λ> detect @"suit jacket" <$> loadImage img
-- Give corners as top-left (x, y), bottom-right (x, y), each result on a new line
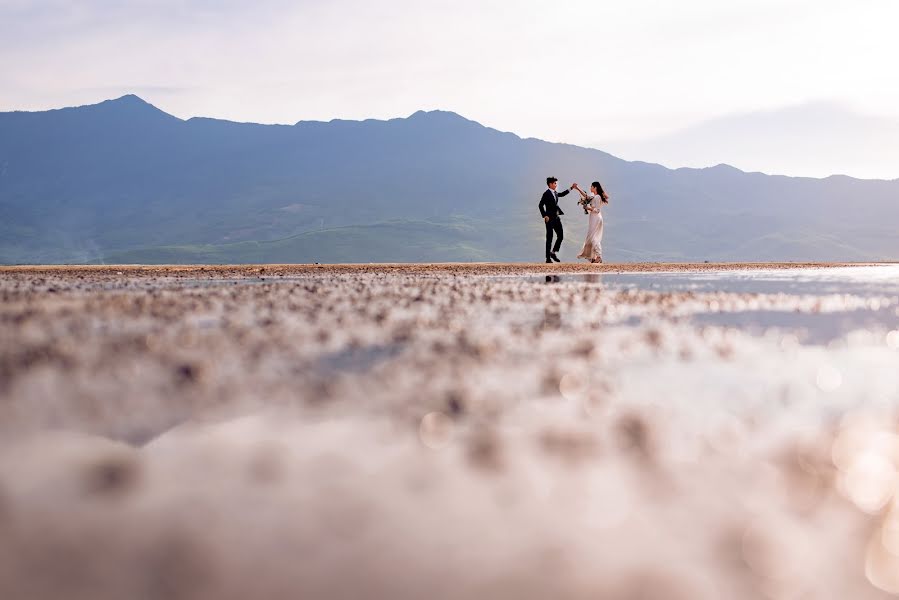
top-left (539, 188), bottom-right (569, 220)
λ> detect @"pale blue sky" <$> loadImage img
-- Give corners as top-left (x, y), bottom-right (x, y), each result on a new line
top-left (2, 0), bottom-right (898, 178)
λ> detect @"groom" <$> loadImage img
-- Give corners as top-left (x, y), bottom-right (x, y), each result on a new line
top-left (538, 176), bottom-right (575, 263)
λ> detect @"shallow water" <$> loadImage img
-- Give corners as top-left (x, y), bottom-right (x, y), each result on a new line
top-left (176, 267), bottom-right (899, 349)
top-left (317, 343), bottom-right (405, 374)
top-left (521, 264), bottom-right (899, 297)
top-left (690, 306), bottom-right (899, 345)
top-left (505, 265), bottom-right (899, 346)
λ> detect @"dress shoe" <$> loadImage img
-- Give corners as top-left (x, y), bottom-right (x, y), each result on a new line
top-left (550, 253), bottom-right (561, 263)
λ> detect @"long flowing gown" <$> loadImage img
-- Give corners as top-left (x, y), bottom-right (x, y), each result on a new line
top-left (576, 194), bottom-right (604, 262)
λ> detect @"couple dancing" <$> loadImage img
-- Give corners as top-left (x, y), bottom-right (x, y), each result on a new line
top-left (539, 176), bottom-right (609, 264)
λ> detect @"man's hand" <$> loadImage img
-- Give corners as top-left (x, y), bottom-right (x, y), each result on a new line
top-left (544, 216), bottom-right (550, 223)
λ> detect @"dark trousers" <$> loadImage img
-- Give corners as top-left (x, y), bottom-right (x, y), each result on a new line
top-left (544, 217), bottom-right (563, 259)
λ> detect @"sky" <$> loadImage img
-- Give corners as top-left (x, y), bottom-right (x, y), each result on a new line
top-left (2, 0), bottom-right (898, 179)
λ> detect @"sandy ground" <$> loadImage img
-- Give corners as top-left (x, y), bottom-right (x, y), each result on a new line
top-left (1, 262), bottom-right (899, 599)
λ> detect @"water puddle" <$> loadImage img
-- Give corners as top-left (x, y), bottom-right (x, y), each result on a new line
top-left (689, 307), bottom-right (899, 345)
top-left (512, 265), bottom-right (899, 297)
top-left (316, 344), bottom-right (405, 375)
top-left (503, 265), bottom-right (899, 346)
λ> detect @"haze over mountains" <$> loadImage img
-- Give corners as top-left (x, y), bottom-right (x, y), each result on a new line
top-left (1, 95), bottom-right (897, 264)
top-left (603, 102), bottom-right (899, 180)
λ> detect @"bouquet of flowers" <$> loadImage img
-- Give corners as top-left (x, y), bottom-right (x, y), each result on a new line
top-left (577, 196), bottom-right (593, 214)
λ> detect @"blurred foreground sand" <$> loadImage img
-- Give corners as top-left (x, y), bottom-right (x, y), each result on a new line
top-left (1, 263), bottom-right (899, 599)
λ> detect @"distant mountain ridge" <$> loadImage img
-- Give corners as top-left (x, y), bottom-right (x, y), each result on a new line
top-left (1, 95), bottom-right (897, 264)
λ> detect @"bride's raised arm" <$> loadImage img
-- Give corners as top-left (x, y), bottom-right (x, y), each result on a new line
top-left (572, 184), bottom-right (588, 200)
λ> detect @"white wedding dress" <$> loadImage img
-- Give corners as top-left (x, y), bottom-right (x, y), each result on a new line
top-left (576, 194), bottom-right (604, 263)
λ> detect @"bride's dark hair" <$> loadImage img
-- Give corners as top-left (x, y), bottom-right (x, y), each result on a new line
top-left (592, 181), bottom-right (609, 204)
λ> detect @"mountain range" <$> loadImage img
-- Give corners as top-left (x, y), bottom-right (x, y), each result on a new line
top-left (1, 95), bottom-right (897, 264)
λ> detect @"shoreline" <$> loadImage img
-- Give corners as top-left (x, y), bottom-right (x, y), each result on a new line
top-left (1, 261), bottom-right (894, 277)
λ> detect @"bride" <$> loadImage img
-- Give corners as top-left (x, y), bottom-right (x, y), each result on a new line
top-left (573, 181), bottom-right (609, 263)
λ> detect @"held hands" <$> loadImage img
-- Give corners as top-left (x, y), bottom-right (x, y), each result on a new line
top-left (570, 183), bottom-right (578, 190)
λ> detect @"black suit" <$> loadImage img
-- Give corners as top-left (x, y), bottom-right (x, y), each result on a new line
top-left (538, 188), bottom-right (569, 259)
